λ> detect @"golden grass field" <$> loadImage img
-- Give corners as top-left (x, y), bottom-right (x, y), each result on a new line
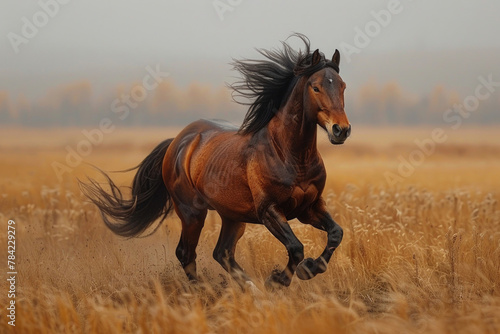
top-left (1, 126), bottom-right (499, 333)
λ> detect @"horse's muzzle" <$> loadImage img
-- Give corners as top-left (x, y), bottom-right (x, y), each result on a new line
top-left (330, 124), bottom-right (351, 145)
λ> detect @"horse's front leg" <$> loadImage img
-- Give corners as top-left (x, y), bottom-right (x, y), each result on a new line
top-left (296, 199), bottom-right (343, 280)
top-left (260, 204), bottom-right (304, 287)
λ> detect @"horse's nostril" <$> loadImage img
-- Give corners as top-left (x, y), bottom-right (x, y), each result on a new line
top-left (332, 124), bottom-right (342, 137)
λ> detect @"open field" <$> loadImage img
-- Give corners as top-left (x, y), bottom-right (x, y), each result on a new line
top-left (1, 126), bottom-right (499, 333)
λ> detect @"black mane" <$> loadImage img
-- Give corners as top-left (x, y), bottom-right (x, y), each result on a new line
top-left (231, 33), bottom-right (339, 135)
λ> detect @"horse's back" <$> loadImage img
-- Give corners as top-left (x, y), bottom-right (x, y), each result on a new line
top-left (164, 119), bottom-right (240, 173)
top-left (201, 119), bottom-right (239, 132)
top-left (181, 119), bottom-right (238, 136)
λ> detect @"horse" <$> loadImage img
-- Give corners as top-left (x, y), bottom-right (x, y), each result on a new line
top-left (80, 34), bottom-right (351, 289)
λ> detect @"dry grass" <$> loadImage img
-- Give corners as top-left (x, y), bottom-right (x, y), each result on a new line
top-left (1, 126), bottom-right (499, 333)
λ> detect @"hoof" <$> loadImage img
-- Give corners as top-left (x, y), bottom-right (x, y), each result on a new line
top-left (265, 269), bottom-right (291, 289)
top-left (296, 258), bottom-right (317, 280)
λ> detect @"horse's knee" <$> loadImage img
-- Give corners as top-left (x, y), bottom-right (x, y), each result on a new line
top-left (331, 224), bottom-right (343, 245)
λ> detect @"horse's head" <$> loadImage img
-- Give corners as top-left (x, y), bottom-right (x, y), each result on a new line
top-left (305, 49), bottom-right (350, 145)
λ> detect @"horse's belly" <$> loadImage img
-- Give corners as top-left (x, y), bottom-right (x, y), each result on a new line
top-left (195, 153), bottom-right (257, 221)
top-left (205, 183), bottom-right (255, 219)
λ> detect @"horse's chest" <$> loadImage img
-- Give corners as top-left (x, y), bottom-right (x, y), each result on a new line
top-left (285, 183), bottom-right (318, 213)
top-left (262, 158), bottom-right (325, 215)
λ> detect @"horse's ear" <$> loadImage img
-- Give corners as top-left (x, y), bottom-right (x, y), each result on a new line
top-left (311, 49), bottom-right (321, 66)
top-left (332, 49), bottom-right (340, 66)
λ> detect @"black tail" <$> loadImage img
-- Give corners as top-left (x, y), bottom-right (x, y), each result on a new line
top-left (80, 139), bottom-right (174, 237)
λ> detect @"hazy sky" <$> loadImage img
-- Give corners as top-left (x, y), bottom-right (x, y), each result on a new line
top-left (1, 0), bottom-right (500, 98)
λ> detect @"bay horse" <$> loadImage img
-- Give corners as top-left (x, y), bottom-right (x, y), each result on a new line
top-left (81, 34), bottom-right (350, 289)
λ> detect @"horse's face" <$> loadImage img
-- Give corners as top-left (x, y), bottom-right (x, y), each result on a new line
top-left (306, 50), bottom-right (351, 145)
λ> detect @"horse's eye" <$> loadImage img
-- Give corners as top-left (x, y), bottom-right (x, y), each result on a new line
top-left (313, 87), bottom-right (320, 92)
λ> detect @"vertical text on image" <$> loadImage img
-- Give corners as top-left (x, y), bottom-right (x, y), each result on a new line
top-left (6, 219), bottom-right (17, 327)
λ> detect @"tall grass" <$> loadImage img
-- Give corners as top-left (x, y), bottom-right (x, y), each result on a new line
top-left (0, 127), bottom-right (499, 333)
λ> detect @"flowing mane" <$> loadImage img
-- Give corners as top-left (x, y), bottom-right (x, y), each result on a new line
top-left (231, 33), bottom-right (339, 135)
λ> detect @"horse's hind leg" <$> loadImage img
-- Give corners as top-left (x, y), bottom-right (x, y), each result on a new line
top-left (173, 203), bottom-right (207, 281)
top-left (213, 218), bottom-right (252, 287)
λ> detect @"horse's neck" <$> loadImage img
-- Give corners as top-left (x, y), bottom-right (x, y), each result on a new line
top-left (267, 85), bottom-right (318, 163)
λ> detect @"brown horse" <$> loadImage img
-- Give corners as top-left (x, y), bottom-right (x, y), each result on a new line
top-left (81, 34), bottom-right (350, 288)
